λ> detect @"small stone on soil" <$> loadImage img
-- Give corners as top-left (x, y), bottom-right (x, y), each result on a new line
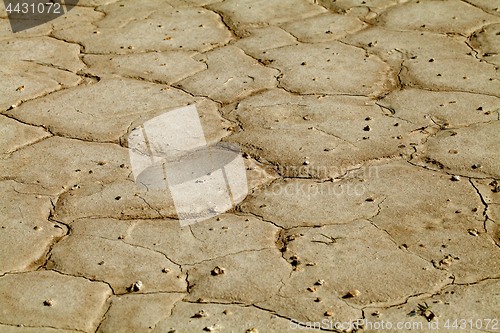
top-left (343, 290), bottom-right (361, 298)
top-left (131, 280), bottom-right (143, 292)
top-left (193, 310), bottom-right (209, 318)
top-left (468, 229), bottom-right (479, 236)
top-left (211, 266), bottom-right (225, 275)
top-left (204, 325), bottom-right (221, 331)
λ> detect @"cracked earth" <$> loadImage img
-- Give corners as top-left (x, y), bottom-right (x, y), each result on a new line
top-left (1, 0), bottom-right (500, 332)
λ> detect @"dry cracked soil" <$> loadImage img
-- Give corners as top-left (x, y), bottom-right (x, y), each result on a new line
top-left (1, 0), bottom-right (500, 332)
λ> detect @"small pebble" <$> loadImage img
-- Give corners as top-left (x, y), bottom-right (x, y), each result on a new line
top-left (471, 164), bottom-right (481, 169)
top-left (363, 125), bottom-right (371, 131)
top-left (315, 297), bottom-right (322, 302)
top-left (307, 287), bottom-right (317, 292)
top-left (162, 268), bottom-right (171, 273)
top-left (451, 175), bottom-right (460, 181)
top-left (131, 280), bottom-right (143, 292)
top-left (246, 329), bottom-right (258, 333)
top-left (223, 309), bottom-right (231, 315)
top-left (33, 226), bottom-right (42, 231)
top-left (372, 311), bottom-right (381, 317)
top-left (324, 310), bottom-right (333, 317)
top-left (344, 290), bottom-right (361, 298)
top-left (204, 324), bottom-right (221, 331)
top-left (211, 266), bottom-right (225, 275)
top-left (43, 299), bottom-right (54, 306)
top-left (303, 160), bottom-right (310, 165)
top-left (468, 229), bottom-right (479, 236)
top-left (193, 310), bottom-right (209, 318)
top-left (315, 279), bottom-right (325, 285)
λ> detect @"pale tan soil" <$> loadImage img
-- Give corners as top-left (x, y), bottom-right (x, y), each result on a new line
top-left (1, 0), bottom-right (499, 332)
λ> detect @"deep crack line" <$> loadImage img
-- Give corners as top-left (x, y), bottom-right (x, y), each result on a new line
top-left (469, 178), bottom-right (491, 231)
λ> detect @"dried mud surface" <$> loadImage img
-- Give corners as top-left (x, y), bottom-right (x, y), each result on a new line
top-left (1, 0), bottom-right (499, 332)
